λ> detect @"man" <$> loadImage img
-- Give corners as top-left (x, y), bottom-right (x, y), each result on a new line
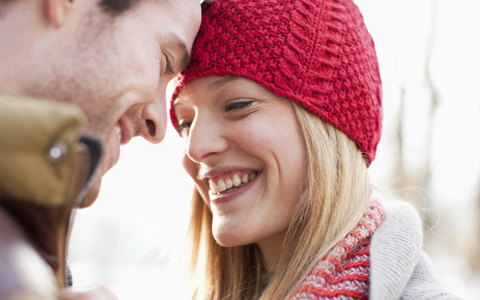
top-left (0, 0), bottom-right (201, 299)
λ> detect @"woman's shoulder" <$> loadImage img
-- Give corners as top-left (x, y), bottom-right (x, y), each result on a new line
top-left (370, 198), bottom-right (461, 299)
top-left (373, 198), bottom-right (424, 251)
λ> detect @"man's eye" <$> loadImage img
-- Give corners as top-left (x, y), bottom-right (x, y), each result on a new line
top-left (164, 55), bottom-right (174, 76)
top-left (224, 101), bottom-right (254, 112)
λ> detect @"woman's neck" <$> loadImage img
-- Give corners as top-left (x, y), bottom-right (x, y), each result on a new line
top-left (256, 231), bottom-right (287, 273)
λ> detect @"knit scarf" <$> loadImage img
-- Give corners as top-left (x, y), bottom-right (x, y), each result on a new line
top-left (291, 200), bottom-right (385, 300)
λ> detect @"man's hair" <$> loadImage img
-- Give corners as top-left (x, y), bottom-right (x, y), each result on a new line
top-left (0, 0), bottom-right (140, 15)
top-left (102, 0), bottom-right (217, 15)
top-left (2, 0), bottom-right (216, 15)
top-left (99, 0), bottom-right (141, 15)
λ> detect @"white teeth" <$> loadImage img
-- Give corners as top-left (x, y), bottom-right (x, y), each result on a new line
top-left (211, 172), bottom-right (258, 195)
top-left (217, 179), bottom-right (226, 192)
top-left (209, 181), bottom-right (219, 193)
top-left (115, 126), bottom-right (122, 142)
top-left (233, 174), bottom-right (241, 186)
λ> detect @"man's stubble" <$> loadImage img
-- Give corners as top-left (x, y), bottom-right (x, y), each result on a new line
top-left (24, 9), bottom-right (122, 207)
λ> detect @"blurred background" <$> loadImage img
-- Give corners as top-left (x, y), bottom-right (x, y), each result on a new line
top-left (68, 0), bottom-right (480, 298)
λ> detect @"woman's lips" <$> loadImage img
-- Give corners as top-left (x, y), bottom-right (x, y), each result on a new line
top-left (208, 171), bottom-right (261, 204)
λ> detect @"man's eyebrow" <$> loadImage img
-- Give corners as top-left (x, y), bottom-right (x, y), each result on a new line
top-left (207, 76), bottom-right (241, 91)
top-left (166, 34), bottom-right (190, 74)
top-left (176, 41), bottom-right (190, 73)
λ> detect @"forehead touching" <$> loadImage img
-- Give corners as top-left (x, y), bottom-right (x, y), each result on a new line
top-left (161, 0), bottom-right (202, 61)
top-left (118, 0), bottom-right (200, 75)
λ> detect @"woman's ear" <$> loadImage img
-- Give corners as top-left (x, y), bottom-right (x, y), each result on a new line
top-left (46, 0), bottom-right (76, 28)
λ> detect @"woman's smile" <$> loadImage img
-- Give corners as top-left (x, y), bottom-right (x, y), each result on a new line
top-left (208, 170), bottom-right (257, 194)
top-left (207, 170), bottom-right (261, 204)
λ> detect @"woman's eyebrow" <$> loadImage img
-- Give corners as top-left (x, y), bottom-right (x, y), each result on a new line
top-left (207, 76), bottom-right (241, 91)
top-left (173, 77), bottom-right (242, 106)
top-left (173, 95), bottom-right (192, 106)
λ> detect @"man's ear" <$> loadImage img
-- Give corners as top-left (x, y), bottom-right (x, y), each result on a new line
top-left (46, 0), bottom-right (75, 28)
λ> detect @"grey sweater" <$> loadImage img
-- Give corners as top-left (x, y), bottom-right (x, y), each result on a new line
top-left (369, 201), bottom-right (462, 300)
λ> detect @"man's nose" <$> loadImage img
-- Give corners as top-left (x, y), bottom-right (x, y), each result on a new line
top-left (139, 101), bottom-right (167, 144)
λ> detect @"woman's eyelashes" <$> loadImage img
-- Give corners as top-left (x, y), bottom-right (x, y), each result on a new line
top-left (178, 120), bottom-right (192, 134)
top-left (176, 100), bottom-right (254, 134)
top-left (223, 100), bottom-right (254, 112)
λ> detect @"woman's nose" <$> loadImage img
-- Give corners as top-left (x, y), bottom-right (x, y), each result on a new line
top-left (186, 114), bottom-right (228, 163)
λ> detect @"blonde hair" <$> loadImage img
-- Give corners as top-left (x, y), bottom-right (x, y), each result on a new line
top-left (184, 102), bottom-right (372, 300)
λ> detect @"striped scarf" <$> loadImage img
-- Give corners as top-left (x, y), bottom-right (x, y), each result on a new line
top-left (292, 200), bottom-right (385, 300)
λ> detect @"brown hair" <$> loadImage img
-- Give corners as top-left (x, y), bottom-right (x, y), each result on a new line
top-left (1, 0), bottom-right (215, 15)
top-left (100, 0), bottom-right (218, 15)
top-left (0, 0), bottom-right (140, 15)
top-left (99, 0), bottom-right (141, 15)
top-left (184, 102), bottom-right (372, 300)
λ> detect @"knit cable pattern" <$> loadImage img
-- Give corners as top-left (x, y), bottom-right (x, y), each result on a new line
top-left (291, 200), bottom-right (385, 300)
top-left (170, 0), bottom-right (383, 165)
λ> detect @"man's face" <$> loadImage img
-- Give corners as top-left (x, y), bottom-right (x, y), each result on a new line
top-left (27, 0), bottom-right (201, 207)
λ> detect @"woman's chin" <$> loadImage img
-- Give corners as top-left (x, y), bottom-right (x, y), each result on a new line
top-left (213, 231), bottom-right (251, 248)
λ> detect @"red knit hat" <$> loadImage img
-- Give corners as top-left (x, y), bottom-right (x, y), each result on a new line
top-left (170, 0), bottom-right (383, 165)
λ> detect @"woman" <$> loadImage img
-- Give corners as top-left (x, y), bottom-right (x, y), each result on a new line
top-left (170, 0), bottom-right (456, 299)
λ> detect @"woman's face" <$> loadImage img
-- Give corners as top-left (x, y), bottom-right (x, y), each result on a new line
top-left (174, 76), bottom-right (307, 249)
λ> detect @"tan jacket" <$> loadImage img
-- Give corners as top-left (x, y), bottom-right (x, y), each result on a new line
top-left (0, 92), bottom-right (95, 300)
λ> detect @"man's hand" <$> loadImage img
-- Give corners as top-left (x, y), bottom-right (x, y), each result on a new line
top-left (60, 286), bottom-right (119, 300)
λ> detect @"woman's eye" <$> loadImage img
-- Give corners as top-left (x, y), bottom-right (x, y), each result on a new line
top-left (177, 120), bottom-right (192, 134)
top-left (224, 100), bottom-right (254, 112)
